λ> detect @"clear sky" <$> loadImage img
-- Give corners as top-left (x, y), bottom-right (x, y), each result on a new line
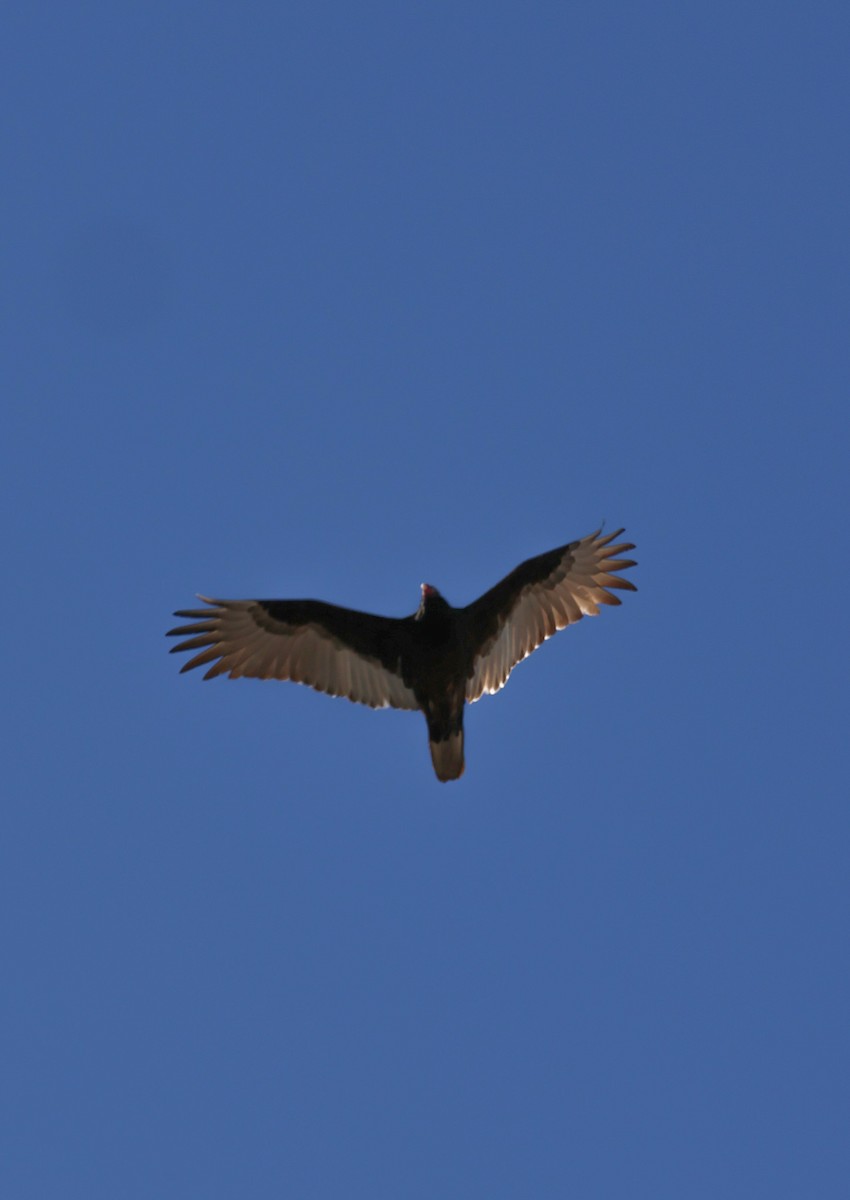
top-left (3, 3), bottom-right (848, 1197)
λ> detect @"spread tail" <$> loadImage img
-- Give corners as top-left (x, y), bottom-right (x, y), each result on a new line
top-left (429, 729), bottom-right (465, 782)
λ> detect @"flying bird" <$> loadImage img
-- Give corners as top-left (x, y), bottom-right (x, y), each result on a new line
top-left (168, 528), bottom-right (636, 782)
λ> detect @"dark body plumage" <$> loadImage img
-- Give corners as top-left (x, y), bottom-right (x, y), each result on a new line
top-left (168, 528), bottom-right (636, 781)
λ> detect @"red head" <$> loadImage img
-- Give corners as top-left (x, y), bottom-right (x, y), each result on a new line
top-left (417, 581), bottom-right (448, 620)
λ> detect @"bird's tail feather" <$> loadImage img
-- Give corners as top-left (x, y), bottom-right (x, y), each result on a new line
top-left (429, 730), bottom-right (465, 782)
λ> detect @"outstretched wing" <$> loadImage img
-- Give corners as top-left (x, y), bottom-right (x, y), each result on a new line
top-left (168, 597), bottom-right (419, 711)
top-left (463, 529), bottom-right (636, 702)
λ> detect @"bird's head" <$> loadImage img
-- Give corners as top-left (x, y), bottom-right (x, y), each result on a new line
top-left (417, 582), bottom-right (449, 619)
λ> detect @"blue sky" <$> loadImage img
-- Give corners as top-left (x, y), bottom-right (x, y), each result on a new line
top-left (2, 3), bottom-right (848, 1197)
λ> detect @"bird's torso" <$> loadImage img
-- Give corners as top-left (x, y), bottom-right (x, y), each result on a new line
top-left (399, 602), bottom-right (472, 719)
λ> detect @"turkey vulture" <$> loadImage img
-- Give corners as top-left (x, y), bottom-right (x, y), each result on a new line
top-left (168, 528), bottom-right (636, 782)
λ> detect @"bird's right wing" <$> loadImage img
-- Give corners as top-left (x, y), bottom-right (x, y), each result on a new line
top-left (463, 529), bottom-right (637, 702)
top-left (168, 597), bottom-right (419, 711)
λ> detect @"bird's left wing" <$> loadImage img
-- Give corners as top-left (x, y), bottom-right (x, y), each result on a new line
top-left (463, 529), bottom-right (636, 703)
top-left (168, 597), bottom-right (419, 710)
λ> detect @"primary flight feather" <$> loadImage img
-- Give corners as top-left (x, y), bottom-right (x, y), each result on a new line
top-left (168, 527), bottom-right (636, 781)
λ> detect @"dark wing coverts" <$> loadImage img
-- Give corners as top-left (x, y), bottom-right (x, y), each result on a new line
top-left (168, 598), bottom-right (418, 710)
top-left (464, 528), bottom-right (636, 701)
